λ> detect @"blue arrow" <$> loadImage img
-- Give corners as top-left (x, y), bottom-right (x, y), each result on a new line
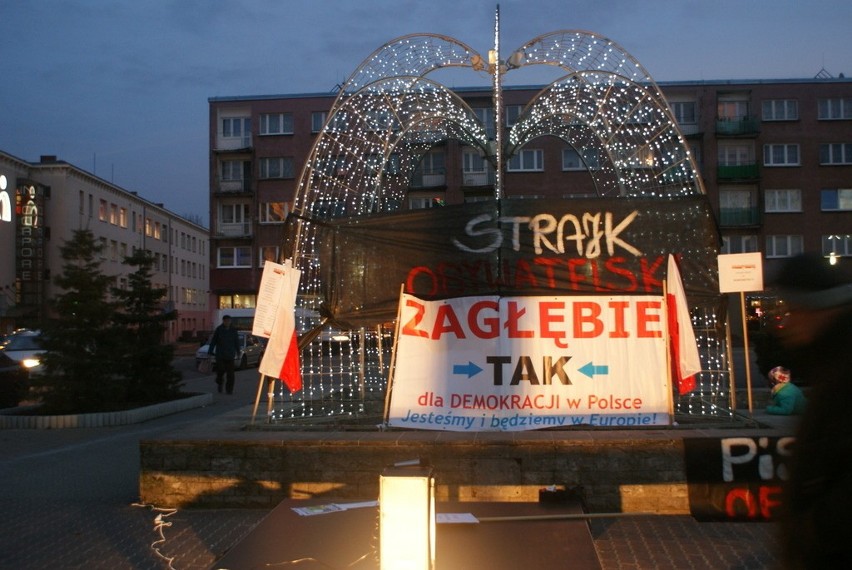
top-left (578, 362), bottom-right (609, 379)
top-left (453, 361), bottom-right (483, 378)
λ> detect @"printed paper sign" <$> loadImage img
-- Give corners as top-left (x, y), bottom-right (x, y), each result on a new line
top-left (718, 253), bottom-right (764, 293)
top-left (387, 294), bottom-right (670, 431)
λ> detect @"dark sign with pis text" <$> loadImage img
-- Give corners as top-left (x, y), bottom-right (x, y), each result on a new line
top-left (684, 436), bottom-right (793, 521)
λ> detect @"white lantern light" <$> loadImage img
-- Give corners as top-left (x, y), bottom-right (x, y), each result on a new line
top-left (379, 464), bottom-right (435, 570)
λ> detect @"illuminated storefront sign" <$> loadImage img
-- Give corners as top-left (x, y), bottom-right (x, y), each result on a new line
top-left (0, 175), bottom-right (11, 222)
top-left (15, 181), bottom-right (46, 308)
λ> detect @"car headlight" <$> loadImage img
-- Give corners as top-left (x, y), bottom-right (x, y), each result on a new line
top-left (22, 357), bottom-right (41, 369)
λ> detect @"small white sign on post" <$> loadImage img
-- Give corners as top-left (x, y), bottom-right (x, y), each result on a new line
top-left (718, 252), bottom-right (764, 293)
top-left (717, 252), bottom-right (764, 416)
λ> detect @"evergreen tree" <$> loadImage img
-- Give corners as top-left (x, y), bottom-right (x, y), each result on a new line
top-left (111, 249), bottom-right (182, 402)
top-left (37, 229), bottom-right (123, 413)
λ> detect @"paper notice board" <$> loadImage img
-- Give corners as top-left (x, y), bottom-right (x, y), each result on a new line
top-left (717, 253), bottom-right (764, 293)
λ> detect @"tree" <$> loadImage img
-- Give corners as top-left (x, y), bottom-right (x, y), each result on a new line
top-left (37, 229), bottom-right (123, 413)
top-left (111, 249), bottom-right (182, 402)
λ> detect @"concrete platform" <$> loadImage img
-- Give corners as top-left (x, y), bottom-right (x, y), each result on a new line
top-left (139, 401), bottom-right (799, 515)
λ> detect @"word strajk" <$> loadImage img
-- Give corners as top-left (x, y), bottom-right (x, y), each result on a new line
top-left (451, 210), bottom-right (641, 258)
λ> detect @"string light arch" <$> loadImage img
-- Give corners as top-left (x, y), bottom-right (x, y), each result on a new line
top-left (271, 25), bottom-right (730, 423)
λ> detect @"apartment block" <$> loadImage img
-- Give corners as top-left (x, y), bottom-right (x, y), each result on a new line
top-left (0, 151), bottom-right (210, 341)
top-left (208, 78), bottom-right (852, 324)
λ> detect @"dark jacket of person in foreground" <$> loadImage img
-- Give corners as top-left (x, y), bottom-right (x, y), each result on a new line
top-left (773, 254), bottom-right (852, 569)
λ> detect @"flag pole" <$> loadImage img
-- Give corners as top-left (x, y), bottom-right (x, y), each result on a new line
top-left (251, 374), bottom-right (268, 424)
top-left (663, 279), bottom-right (675, 425)
top-left (739, 291), bottom-right (754, 417)
top-left (382, 284), bottom-right (406, 426)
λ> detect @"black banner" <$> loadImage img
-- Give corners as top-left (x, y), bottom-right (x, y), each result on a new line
top-left (290, 196), bottom-right (720, 329)
top-left (684, 436), bottom-right (794, 521)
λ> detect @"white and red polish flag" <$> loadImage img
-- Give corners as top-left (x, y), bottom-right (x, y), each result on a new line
top-left (666, 254), bottom-right (701, 395)
top-left (258, 262), bottom-right (302, 393)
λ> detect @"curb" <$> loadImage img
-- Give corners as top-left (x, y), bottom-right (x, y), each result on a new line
top-left (0, 393), bottom-right (213, 429)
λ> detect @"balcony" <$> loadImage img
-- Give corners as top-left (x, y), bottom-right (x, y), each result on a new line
top-left (719, 207), bottom-right (761, 227)
top-left (214, 221), bottom-right (252, 239)
top-left (410, 170), bottom-right (446, 188)
top-left (715, 116), bottom-right (760, 137)
top-left (677, 123), bottom-right (702, 137)
top-left (215, 135), bottom-right (252, 151)
top-left (717, 163), bottom-right (759, 181)
top-left (215, 178), bottom-right (253, 194)
top-left (462, 171), bottom-right (496, 187)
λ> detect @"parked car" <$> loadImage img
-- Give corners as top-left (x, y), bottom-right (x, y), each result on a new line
top-left (0, 350), bottom-right (28, 408)
top-left (0, 329), bottom-right (45, 374)
top-left (195, 331), bottom-right (266, 371)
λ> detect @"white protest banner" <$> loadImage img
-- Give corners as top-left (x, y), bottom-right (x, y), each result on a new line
top-left (253, 260), bottom-right (292, 338)
top-left (387, 293), bottom-right (670, 432)
top-left (257, 261), bottom-right (303, 392)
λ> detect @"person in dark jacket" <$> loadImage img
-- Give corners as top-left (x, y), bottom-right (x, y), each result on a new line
top-left (771, 253), bottom-right (852, 569)
top-left (765, 366), bottom-right (807, 415)
top-left (209, 315), bottom-right (241, 394)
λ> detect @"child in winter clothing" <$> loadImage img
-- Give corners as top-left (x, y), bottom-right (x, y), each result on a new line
top-left (765, 366), bottom-right (806, 415)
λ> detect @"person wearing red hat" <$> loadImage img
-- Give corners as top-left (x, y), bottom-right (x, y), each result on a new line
top-left (765, 366), bottom-right (807, 416)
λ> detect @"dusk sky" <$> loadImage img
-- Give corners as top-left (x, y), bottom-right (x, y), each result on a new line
top-left (2, 0), bottom-right (850, 225)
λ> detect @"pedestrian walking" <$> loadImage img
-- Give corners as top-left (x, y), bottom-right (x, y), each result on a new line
top-left (209, 315), bottom-right (241, 394)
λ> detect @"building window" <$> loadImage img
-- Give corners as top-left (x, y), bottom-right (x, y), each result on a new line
top-left (818, 98), bottom-right (852, 120)
top-left (259, 245), bottom-right (280, 266)
top-left (99, 199), bottom-right (107, 222)
top-left (765, 189), bottom-right (802, 213)
top-left (217, 246), bottom-right (252, 268)
top-left (409, 196), bottom-right (446, 209)
top-left (220, 203), bottom-right (250, 224)
top-left (312, 111), bottom-right (327, 133)
top-left (821, 188), bottom-right (852, 211)
top-left (221, 160), bottom-right (245, 181)
top-left (259, 202), bottom-right (289, 223)
top-left (507, 149), bottom-right (544, 172)
top-left (463, 150), bottom-right (486, 174)
top-left (119, 207), bottom-right (128, 228)
top-left (364, 153), bottom-right (401, 176)
top-left (473, 107), bottom-right (496, 139)
top-left (259, 157), bottom-right (295, 179)
top-left (720, 187), bottom-right (759, 225)
top-left (762, 99), bottom-right (798, 121)
top-left (222, 117), bottom-right (250, 138)
top-left (259, 113), bottom-right (294, 135)
top-left (823, 234), bottom-right (852, 258)
top-left (819, 143), bottom-right (852, 165)
top-left (505, 105), bottom-right (523, 127)
top-left (718, 99), bottom-right (749, 121)
top-left (670, 101), bottom-right (697, 124)
top-left (718, 143), bottom-right (754, 166)
top-left (419, 150), bottom-right (445, 175)
top-left (562, 148), bottom-right (600, 170)
top-left (763, 144), bottom-right (799, 167)
top-left (766, 235), bottom-right (803, 258)
top-left (721, 235), bottom-right (759, 254)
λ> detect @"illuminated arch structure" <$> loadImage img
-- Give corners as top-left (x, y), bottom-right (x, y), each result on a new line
top-left (274, 28), bottom-right (733, 423)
